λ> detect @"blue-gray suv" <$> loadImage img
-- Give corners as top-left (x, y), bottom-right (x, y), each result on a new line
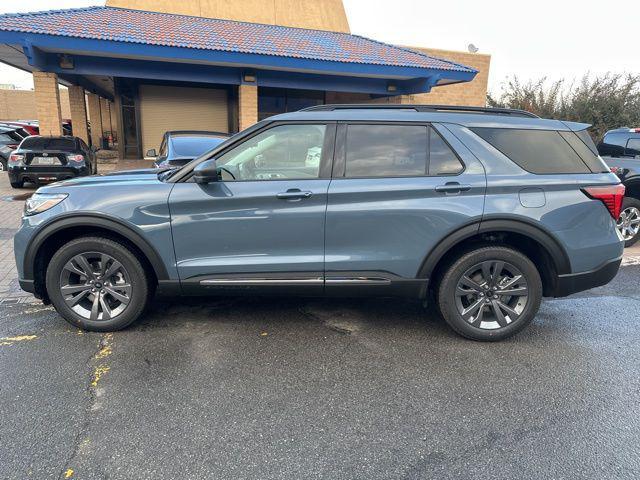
top-left (14, 105), bottom-right (625, 341)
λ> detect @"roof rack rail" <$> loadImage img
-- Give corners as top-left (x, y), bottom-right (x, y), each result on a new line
top-left (301, 104), bottom-right (540, 118)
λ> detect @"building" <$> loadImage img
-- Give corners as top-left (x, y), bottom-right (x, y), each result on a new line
top-left (0, 0), bottom-right (490, 159)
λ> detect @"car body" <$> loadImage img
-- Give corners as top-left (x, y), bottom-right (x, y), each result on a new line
top-left (147, 131), bottom-right (229, 168)
top-left (3, 121), bottom-right (39, 136)
top-left (14, 105), bottom-right (624, 341)
top-left (599, 128), bottom-right (640, 246)
top-left (0, 125), bottom-right (25, 171)
top-left (7, 135), bottom-right (96, 188)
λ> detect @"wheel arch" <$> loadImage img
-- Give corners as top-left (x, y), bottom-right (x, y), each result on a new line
top-left (419, 218), bottom-right (572, 297)
top-left (25, 214), bottom-right (169, 299)
top-left (623, 177), bottom-right (640, 200)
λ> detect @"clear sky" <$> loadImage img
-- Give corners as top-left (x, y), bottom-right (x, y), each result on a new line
top-left (1, 0), bottom-right (638, 93)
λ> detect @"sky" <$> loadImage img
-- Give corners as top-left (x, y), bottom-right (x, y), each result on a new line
top-left (1, 0), bottom-right (638, 94)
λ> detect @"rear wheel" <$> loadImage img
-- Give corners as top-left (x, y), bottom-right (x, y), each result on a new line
top-left (0, 158), bottom-right (6, 171)
top-left (437, 246), bottom-right (542, 341)
top-left (616, 197), bottom-right (640, 248)
top-left (46, 236), bottom-right (150, 331)
top-left (10, 180), bottom-right (23, 188)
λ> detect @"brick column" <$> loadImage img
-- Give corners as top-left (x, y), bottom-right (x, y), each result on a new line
top-left (33, 72), bottom-right (63, 136)
top-left (87, 93), bottom-right (104, 148)
top-left (238, 84), bottom-right (258, 131)
top-left (68, 86), bottom-right (89, 144)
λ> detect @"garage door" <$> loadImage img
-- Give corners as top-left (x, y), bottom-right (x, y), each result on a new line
top-left (139, 85), bottom-right (229, 154)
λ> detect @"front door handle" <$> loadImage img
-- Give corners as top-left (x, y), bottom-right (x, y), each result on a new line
top-left (435, 182), bottom-right (472, 194)
top-left (276, 189), bottom-right (313, 200)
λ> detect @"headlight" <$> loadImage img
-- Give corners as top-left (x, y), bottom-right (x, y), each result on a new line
top-left (24, 193), bottom-right (68, 216)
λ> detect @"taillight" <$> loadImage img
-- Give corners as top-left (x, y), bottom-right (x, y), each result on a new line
top-left (8, 154), bottom-right (24, 166)
top-left (66, 154), bottom-right (85, 165)
top-left (582, 184), bottom-right (626, 219)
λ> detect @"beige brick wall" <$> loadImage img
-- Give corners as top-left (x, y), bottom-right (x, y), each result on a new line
top-left (399, 48), bottom-right (491, 107)
top-left (68, 86), bottom-right (89, 144)
top-left (33, 72), bottom-right (63, 136)
top-left (106, 0), bottom-right (350, 32)
top-left (238, 84), bottom-right (258, 132)
top-left (87, 93), bottom-right (104, 147)
top-left (0, 88), bottom-right (70, 121)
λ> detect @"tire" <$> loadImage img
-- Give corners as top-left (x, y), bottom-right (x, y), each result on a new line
top-left (437, 246), bottom-right (542, 341)
top-left (0, 158), bottom-right (6, 171)
top-left (46, 236), bottom-right (150, 331)
top-left (617, 197), bottom-right (640, 248)
top-left (10, 180), bottom-right (23, 188)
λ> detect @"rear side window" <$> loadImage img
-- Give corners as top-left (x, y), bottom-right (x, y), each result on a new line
top-left (471, 128), bottom-right (592, 174)
top-left (598, 132), bottom-right (627, 157)
top-left (21, 137), bottom-right (76, 151)
top-left (344, 125), bottom-right (463, 178)
top-left (627, 138), bottom-right (640, 156)
top-left (558, 131), bottom-right (609, 173)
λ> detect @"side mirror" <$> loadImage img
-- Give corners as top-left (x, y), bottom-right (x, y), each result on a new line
top-left (146, 149), bottom-right (157, 158)
top-left (193, 159), bottom-right (219, 184)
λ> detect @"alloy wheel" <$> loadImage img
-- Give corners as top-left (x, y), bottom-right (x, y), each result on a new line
top-left (616, 207), bottom-right (640, 242)
top-left (0, 161), bottom-right (5, 171)
top-left (454, 260), bottom-right (529, 330)
top-left (59, 252), bottom-right (132, 321)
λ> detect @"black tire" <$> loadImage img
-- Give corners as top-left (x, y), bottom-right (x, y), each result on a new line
top-left (0, 158), bottom-right (6, 171)
top-left (618, 197), bottom-right (640, 248)
top-left (10, 180), bottom-right (24, 188)
top-left (437, 246), bottom-right (542, 341)
top-left (46, 236), bottom-right (150, 331)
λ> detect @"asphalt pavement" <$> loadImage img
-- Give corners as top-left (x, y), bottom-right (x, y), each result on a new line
top-left (1, 262), bottom-right (639, 479)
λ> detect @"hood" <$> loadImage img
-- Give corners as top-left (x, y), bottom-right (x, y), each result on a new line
top-left (37, 170), bottom-right (164, 193)
top-left (106, 168), bottom-right (165, 176)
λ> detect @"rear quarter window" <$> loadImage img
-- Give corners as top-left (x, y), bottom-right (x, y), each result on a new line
top-left (471, 127), bottom-right (594, 174)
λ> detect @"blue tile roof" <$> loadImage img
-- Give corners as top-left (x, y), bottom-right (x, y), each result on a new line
top-left (0, 6), bottom-right (475, 74)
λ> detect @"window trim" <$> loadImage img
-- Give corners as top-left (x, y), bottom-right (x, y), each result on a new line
top-left (184, 120), bottom-right (337, 183)
top-left (333, 121), bottom-right (465, 179)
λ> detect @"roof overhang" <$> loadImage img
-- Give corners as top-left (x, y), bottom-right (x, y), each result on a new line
top-left (0, 29), bottom-right (476, 97)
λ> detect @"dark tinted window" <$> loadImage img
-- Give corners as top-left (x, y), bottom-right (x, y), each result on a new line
top-left (429, 128), bottom-right (464, 175)
top-left (171, 136), bottom-right (226, 157)
top-left (0, 133), bottom-right (16, 143)
top-left (559, 131), bottom-right (608, 173)
top-left (0, 130), bottom-right (23, 143)
top-left (472, 128), bottom-right (590, 174)
top-left (345, 125), bottom-right (428, 177)
top-left (598, 132), bottom-right (629, 157)
top-left (626, 138), bottom-right (640, 156)
top-left (21, 137), bottom-right (76, 151)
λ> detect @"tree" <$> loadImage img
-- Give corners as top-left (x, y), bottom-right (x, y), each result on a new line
top-left (488, 74), bottom-right (640, 141)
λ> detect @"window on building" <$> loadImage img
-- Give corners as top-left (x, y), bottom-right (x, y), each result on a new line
top-left (217, 124), bottom-right (327, 181)
top-left (471, 127), bottom-right (592, 174)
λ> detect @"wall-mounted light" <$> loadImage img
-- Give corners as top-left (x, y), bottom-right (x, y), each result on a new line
top-left (387, 84), bottom-right (397, 93)
top-left (243, 73), bottom-right (257, 83)
top-left (58, 54), bottom-right (74, 69)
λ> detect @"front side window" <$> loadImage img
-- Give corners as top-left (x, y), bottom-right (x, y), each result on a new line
top-left (343, 124), bottom-right (462, 178)
top-left (216, 124), bottom-right (326, 181)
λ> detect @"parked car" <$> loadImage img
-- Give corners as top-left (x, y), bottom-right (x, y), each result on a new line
top-left (14, 105), bottom-right (624, 341)
top-left (0, 125), bottom-right (25, 171)
top-left (147, 131), bottom-right (229, 168)
top-left (598, 128), bottom-right (640, 246)
top-left (7, 135), bottom-right (97, 188)
top-left (4, 121), bottom-right (39, 136)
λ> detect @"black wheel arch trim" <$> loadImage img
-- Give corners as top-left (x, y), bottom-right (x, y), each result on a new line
top-left (418, 216), bottom-right (572, 279)
top-left (23, 213), bottom-right (170, 281)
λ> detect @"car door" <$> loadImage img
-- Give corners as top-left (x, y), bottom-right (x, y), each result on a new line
top-left (169, 122), bottom-right (335, 290)
top-left (324, 122), bottom-right (486, 290)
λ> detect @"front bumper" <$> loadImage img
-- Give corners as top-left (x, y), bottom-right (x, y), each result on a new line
top-left (552, 256), bottom-right (622, 297)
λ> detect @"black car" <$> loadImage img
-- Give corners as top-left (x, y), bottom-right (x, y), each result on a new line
top-left (8, 136), bottom-right (97, 188)
top-left (598, 128), bottom-right (640, 246)
top-left (0, 125), bottom-right (26, 172)
top-left (147, 130), bottom-right (229, 168)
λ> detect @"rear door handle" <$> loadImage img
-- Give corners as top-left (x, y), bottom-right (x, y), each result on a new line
top-left (435, 182), bottom-right (472, 194)
top-left (276, 189), bottom-right (313, 200)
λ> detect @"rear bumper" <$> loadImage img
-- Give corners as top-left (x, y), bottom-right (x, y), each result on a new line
top-left (552, 256), bottom-right (622, 297)
top-left (8, 166), bottom-right (88, 184)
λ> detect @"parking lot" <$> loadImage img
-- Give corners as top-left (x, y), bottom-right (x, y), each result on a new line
top-left (1, 172), bottom-right (640, 480)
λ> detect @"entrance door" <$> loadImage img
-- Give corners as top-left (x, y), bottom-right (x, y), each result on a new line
top-left (169, 123), bottom-right (336, 290)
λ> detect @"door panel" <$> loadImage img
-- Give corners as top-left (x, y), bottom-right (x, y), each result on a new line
top-left (325, 123), bottom-right (486, 279)
top-left (169, 179), bottom-right (330, 280)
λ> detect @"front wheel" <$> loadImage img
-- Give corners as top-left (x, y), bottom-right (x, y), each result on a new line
top-left (437, 246), bottom-right (542, 341)
top-left (616, 197), bottom-right (640, 248)
top-left (46, 236), bottom-right (151, 331)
